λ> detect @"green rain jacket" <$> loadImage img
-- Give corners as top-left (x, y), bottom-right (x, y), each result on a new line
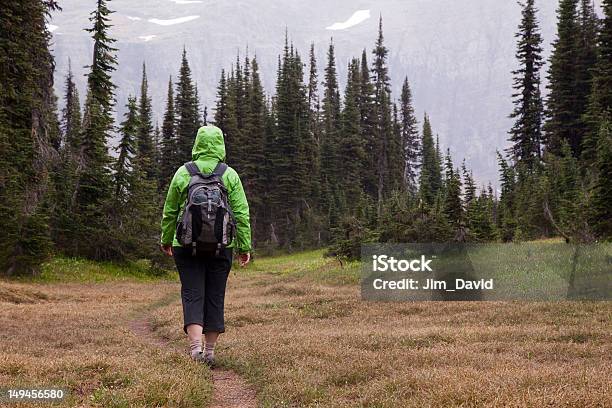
top-left (160, 126), bottom-right (252, 253)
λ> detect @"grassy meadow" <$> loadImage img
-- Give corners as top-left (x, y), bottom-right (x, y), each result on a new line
top-left (1, 248), bottom-right (611, 407)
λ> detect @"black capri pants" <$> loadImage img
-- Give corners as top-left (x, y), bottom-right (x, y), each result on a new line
top-left (173, 246), bottom-right (232, 333)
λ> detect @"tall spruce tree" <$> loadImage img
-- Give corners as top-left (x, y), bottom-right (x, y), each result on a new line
top-left (443, 150), bottom-right (463, 228)
top-left (0, 0), bottom-right (59, 274)
top-left (584, 0), bottom-right (612, 163)
top-left (307, 44), bottom-right (322, 205)
top-left (575, 0), bottom-right (598, 141)
top-left (399, 77), bottom-right (420, 194)
top-left (321, 39), bottom-right (342, 192)
top-left (359, 49), bottom-right (377, 198)
top-left (241, 56), bottom-right (267, 243)
top-left (497, 153), bottom-right (517, 241)
top-left (175, 48), bottom-right (199, 163)
top-left (61, 60), bottom-right (82, 151)
top-left (590, 117), bottom-right (612, 239)
top-left (371, 16), bottom-right (399, 215)
top-left (159, 76), bottom-right (176, 189)
top-left (114, 96), bottom-right (138, 202)
top-left (419, 114), bottom-right (442, 206)
top-left (508, 0), bottom-right (544, 169)
top-left (137, 62), bottom-right (155, 180)
top-left (544, 0), bottom-right (581, 157)
top-left (75, 0), bottom-right (117, 259)
top-left (339, 59), bottom-right (366, 208)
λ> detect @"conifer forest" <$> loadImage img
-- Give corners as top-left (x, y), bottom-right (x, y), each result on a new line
top-left (1, 0), bottom-right (611, 275)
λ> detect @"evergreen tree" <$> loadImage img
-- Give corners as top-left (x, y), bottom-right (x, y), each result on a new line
top-left (575, 0), bottom-right (598, 140)
top-left (137, 62), bottom-right (155, 179)
top-left (371, 16), bottom-right (395, 216)
top-left (359, 50), bottom-right (377, 197)
top-left (307, 44), bottom-right (322, 205)
top-left (0, 0), bottom-right (59, 274)
top-left (222, 67), bottom-right (240, 163)
top-left (242, 56), bottom-right (267, 244)
top-left (443, 151), bottom-right (463, 228)
top-left (497, 153), bottom-right (517, 241)
top-left (74, 0), bottom-right (118, 260)
top-left (544, 0), bottom-right (582, 156)
top-left (321, 39), bottom-right (342, 192)
top-left (61, 60), bottom-right (82, 151)
top-left (159, 76), bottom-right (176, 189)
top-left (462, 163), bottom-right (477, 206)
top-left (268, 39), bottom-right (311, 245)
top-left (339, 59), bottom-right (366, 208)
top-left (114, 96), bottom-right (138, 202)
top-left (508, 0), bottom-right (544, 169)
top-left (214, 69), bottom-right (229, 135)
top-left (419, 114), bottom-right (442, 206)
top-left (399, 77), bottom-right (420, 194)
top-left (584, 0), bottom-right (612, 163)
top-left (175, 48), bottom-right (199, 163)
top-left (590, 117), bottom-right (612, 239)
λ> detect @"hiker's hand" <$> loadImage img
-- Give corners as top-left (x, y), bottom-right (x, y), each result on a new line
top-left (238, 252), bottom-right (250, 267)
top-left (160, 244), bottom-right (173, 257)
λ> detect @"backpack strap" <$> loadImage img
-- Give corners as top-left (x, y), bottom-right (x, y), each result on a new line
top-left (212, 162), bottom-right (228, 177)
top-left (184, 161), bottom-right (200, 177)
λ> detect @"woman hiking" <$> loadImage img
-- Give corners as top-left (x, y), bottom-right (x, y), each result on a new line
top-left (160, 125), bottom-right (251, 366)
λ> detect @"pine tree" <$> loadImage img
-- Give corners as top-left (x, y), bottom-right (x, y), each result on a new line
top-left (497, 153), bottom-right (517, 241)
top-left (339, 58), bottom-right (366, 208)
top-left (241, 56), bottom-right (267, 244)
top-left (371, 16), bottom-right (395, 216)
top-left (359, 49), bottom-right (377, 197)
top-left (137, 62), bottom-right (155, 180)
top-left (222, 67), bottom-right (240, 163)
top-left (175, 48), bottom-right (199, 163)
top-left (544, 0), bottom-right (582, 157)
top-left (584, 0), bottom-right (612, 163)
top-left (267, 39), bottom-right (310, 245)
top-left (575, 0), bottom-right (598, 139)
top-left (61, 60), bottom-right (82, 151)
top-left (419, 114), bottom-right (442, 206)
top-left (321, 39), bottom-right (342, 192)
top-left (159, 76), bottom-right (176, 189)
top-left (399, 77), bottom-right (420, 194)
top-left (0, 0), bottom-right (59, 274)
top-left (368, 17), bottom-right (404, 207)
top-left (443, 150), bottom-right (463, 228)
top-left (114, 96), bottom-right (138, 202)
top-left (508, 0), bottom-right (544, 169)
top-left (590, 117), bottom-right (612, 239)
top-left (74, 0), bottom-right (117, 260)
top-left (307, 44), bottom-right (322, 205)
top-left (214, 69), bottom-right (229, 134)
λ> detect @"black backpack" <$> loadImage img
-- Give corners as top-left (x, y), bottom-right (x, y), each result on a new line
top-left (176, 162), bottom-right (236, 255)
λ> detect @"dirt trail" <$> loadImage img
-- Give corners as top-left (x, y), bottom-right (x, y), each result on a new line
top-left (130, 316), bottom-right (257, 408)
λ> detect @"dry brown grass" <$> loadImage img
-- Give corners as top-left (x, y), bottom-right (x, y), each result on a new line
top-left (2, 252), bottom-right (611, 407)
top-left (0, 280), bottom-right (213, 407)
top-left (150, 255), bottom-right (612, 408)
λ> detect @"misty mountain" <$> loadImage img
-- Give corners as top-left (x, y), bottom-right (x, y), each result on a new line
top-left (48, 0), bottom-right (601, 186)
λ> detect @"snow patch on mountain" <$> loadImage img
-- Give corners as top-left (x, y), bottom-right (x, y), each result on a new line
top-left (47, 24), bottom-right (59, 32)
top-left (148, 16), bottom-right (200, 26)
top-left (170, 0), bottom-right (203, 4)
top-left (139, 35), bottom-right (157, 42)
top-left (126, 16), bottom-right (142, 21)
top-left (326, 10), bottom-right (370, 30)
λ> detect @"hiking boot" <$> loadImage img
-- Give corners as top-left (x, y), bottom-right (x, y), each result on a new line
top-left (203, 354), bottom-right (216, 368)
top-left (191, 351), bottom-right (206, 363)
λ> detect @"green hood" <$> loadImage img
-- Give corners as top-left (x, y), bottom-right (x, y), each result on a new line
top-left (192, 125), bottom-right (226, 162)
